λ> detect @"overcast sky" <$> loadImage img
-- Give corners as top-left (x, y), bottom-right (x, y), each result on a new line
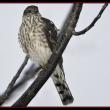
top-left (0, 3), bottom-right (110, 107)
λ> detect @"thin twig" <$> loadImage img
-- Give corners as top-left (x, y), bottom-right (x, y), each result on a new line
top-left (73, 3), bottom-right (108, 36)
top-left (0, 65), bottom-right (41, 105)
top-left (12, 3), bottom-right (83, 106)
top-left (0, 55), bottom-right (29, 105)
top-left (12, 65), bottom-right (41, 92)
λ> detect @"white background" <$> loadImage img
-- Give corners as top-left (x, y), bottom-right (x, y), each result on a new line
top-left (0, 3), bottom-right (110, 106)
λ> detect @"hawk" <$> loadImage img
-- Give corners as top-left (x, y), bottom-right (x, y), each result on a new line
top-left (18, 5), bottom-right (73, 105)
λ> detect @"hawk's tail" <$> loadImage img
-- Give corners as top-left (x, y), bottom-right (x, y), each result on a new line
top-left (51, 65), bottom-right (74, 105)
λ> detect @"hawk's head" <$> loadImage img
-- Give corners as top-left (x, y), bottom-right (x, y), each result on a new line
top-left (23, 5), bottom-right (39, 16)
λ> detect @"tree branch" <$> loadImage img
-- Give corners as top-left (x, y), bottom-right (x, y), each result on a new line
top-left (0, 63), bottom-right (41, 106)
top-left (13, 65), bottom-right (41, 91)
top-left (0, 55), bottom-right (29, 105)
top-left (12, 3), bottom-right (83, 106)
top-left (73, 3), bottom-right (108, 36)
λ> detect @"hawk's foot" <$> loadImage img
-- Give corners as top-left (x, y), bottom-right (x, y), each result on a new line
top-left (42, 64), bottom-right (48, 70)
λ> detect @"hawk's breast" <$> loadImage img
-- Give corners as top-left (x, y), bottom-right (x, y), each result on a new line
top-left (19, 15), bottom-right (52, 66)
top-left (29, 32), bottom-right (52, 66)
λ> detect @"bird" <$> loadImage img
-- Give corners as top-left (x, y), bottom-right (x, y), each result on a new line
top-left (18, 5), bottom-right (74, 105)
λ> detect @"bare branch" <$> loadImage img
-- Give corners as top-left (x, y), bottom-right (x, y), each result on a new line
top-left (12, 3), bottom-right (83, 106)
top-left (73, 3), bottom-right (108, 36)
top-left (0, 55), bottom-right (29, 105)
top-left (12, 65), bottom-right (41, 92)
top-left (0, 65), bottom-right (41, 106)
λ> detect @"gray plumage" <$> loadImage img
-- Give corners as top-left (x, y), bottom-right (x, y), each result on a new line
top-left (18, 5), bottom-right (73, 105)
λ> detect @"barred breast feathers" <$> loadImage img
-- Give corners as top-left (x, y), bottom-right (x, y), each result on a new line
top-left (18, 13), bottom-right (44, 53)
top-left (18, 12), bottom-right (52, 65)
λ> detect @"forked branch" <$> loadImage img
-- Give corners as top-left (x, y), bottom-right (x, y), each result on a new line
top-left (0, 55), bottom-right (29, 105)
top-left (0, 3), bottom-right (108, 106)
top-left (73, 3), bottom-right (108, 36)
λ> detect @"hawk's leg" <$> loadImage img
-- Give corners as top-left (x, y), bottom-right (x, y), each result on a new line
top-left (41, 64), bottom-right (48, 70)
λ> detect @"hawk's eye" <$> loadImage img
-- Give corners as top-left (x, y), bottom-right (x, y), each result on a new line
top-left (28, 10), bottom-right (32, 13)
top-left (24, 9), bottom-right (38, 15)
top-left (34, 10), bottom-right (38, 13)
top-left (24, 10), bottom-right (31, 15)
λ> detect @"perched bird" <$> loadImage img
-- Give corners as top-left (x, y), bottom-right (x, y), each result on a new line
top-left (18, 5), bottom-right (73, 105)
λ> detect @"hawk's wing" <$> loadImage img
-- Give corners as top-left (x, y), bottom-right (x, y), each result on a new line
top-left (42, 17), bottom-right (57, 52)
top-left (42, 18), bottom-right (73, 105)
top-left (42, 17), bottom-right (63, 68)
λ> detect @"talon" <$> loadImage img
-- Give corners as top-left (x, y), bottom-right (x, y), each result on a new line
top-left (42, 64), bottom-right (48, 70)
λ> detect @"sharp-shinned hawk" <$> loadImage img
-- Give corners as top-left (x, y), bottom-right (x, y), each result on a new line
top-left (18, 5), bottom-right (73, 105)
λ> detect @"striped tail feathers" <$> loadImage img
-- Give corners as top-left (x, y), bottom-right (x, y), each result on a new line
top-left (51, 65), bottom-right (74, 105)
